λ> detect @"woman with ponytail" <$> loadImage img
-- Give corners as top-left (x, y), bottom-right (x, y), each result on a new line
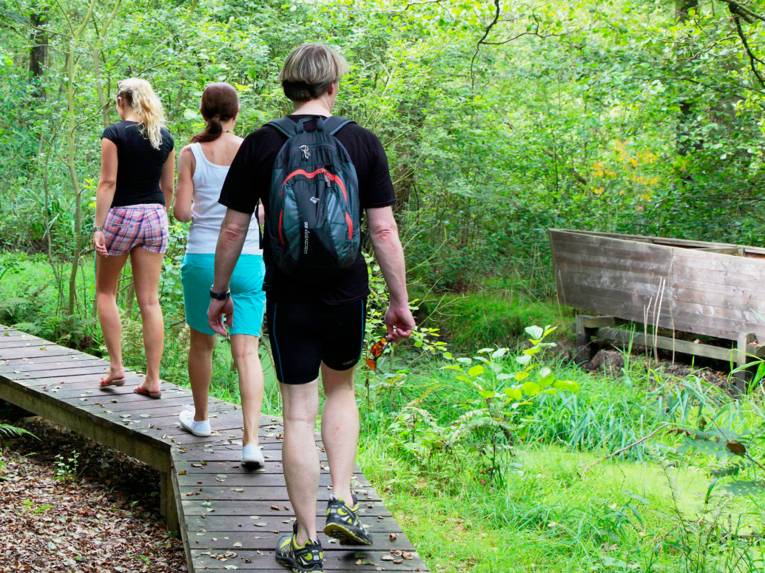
top-left (174, 83), bottom-right (266, 467)
top-left (93, 78), bottom-right (175, 399)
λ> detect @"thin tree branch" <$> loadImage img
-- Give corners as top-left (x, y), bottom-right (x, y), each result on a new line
top-left (470, 0), bottom-right (501, 88)
top-left (733, 13), bottom-right (765, 88)
top-left (719, 0), bottom-right (765, 24)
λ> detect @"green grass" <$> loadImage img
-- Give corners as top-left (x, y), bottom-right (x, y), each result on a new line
top-left (360, 442), bottom-right (723, 572)
top-left (3, 251), bottom-right (765, 572)
top-left (417, 287), bottom-right (570, 351)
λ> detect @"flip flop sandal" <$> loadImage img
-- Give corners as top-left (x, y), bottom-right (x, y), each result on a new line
top-left (99, 376), bottom-right (125, 389)
top-left (133, 384), bottom-right (161, 400)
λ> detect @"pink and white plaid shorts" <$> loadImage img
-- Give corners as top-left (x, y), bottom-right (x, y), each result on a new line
top-left (104, 204), bottom-right (169, 256)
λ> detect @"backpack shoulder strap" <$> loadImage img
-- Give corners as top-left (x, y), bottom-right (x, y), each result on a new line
top-left (320, 116), bottom-right (355, 136)
top-left (266, 117), bottom-right (298, 138)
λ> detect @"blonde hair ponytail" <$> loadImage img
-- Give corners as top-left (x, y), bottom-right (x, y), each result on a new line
top-left (117, 78), bottom-right (165, 149)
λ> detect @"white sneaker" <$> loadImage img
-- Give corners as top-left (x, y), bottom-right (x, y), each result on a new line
top-left (242, 443), bottom-right (264, 468)
top-left (178, 410), bottom-right (212, 437)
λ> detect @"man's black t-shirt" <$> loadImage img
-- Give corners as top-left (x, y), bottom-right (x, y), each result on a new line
top-left (102, 120), bottom-right (174, 207)
top-left (219, 115), bottom-right (395, 304)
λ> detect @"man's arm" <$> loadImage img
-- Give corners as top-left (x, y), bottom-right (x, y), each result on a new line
top-left (367, 206), bottom-right (414, 341)
top-left (207, 209), bottom-right (252, 335)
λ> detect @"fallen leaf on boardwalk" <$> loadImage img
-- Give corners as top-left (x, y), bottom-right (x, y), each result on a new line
top-left (270, 504), bottom-right (280, 511)
top-left (389, 533), bottom-right (398, 541)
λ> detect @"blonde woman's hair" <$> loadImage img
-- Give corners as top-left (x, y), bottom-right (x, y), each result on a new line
top-left (116, 78), bottom-right (166, 149)
top-left (279, 43), bottom-right (349, 102)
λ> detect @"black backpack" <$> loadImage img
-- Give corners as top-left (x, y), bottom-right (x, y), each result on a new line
top-left (264, 116), bottom-right (360, 274)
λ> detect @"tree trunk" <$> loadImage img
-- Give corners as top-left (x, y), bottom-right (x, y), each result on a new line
top-left (29, 11), bottom-right (48, 97)
top-left (29, 12), bottom-right (48, 78)
top-left (65, 41), bottom-right (83, 316)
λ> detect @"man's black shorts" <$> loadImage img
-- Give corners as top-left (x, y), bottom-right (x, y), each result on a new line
top-left (266, 299), bottom-right (367, 385)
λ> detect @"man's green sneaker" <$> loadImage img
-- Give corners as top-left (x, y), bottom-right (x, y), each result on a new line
top-left (275, 523), bottom-right (324, 573)
top-left (323, 495), bottom-right (373, 546)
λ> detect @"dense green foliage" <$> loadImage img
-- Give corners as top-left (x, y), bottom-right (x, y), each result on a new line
top-left (3, 0), bottom-right (765, 300)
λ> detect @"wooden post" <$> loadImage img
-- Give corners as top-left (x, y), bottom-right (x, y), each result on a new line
top-left (575, 315), bottom-right (615, 363)
top-left (734, 333), bottom-right (758, 389)
top-left (160, 469), bottom-right (179, 532)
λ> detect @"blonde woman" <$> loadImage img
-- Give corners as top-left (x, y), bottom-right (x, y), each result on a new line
top-left (174, 83), bottom-right (266, 467)
top-left (93, 78), bottom-right (175, 398)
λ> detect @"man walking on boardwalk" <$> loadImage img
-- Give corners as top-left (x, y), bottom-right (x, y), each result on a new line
top-left (207, 43), bottom-right (415, 573)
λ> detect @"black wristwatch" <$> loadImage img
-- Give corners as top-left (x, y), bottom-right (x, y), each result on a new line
top-left (209, 286), bottom-right (230, 301)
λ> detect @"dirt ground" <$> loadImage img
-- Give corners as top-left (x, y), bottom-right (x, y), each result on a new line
top-left (0, 417), bottom-right (186, 573)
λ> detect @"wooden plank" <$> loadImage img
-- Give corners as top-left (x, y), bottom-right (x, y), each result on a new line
top-left (179, 486), bottom-right (381, 502)
top-left (185, 516), bottom-right (405, 536)
top-left (0, 366), bottom-right (108, 379)
top-left (0, 355), bottom-right (106, 370)
top-left (192, 550), bottom-right (425, 571)
top-left (177, 472), bottom-right (368, 488)
top-left (180, 500), bottom-right (391, 518)
top-left (0, 340), bottom-right (49, 349)
top-left (79, 393), bottom-right (197, 412)
top-left (188, 532), bottom-right (413, 553)
top-left (174, 447), bottom-right (323, 464)
top-left (596, 327), bottom-right (735, 362)
top-left (0, 346), bottom-right (80, 360)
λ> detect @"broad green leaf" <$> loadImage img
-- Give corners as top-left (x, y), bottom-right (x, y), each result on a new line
top-left (468, 365), bottom-right (485, 378)
top-left (521, 382), bottom-right (541, 397)
top-left (525, 325), bottom-right (544, 340)
top-left (504, 387), bottom-right (523, 401)
top-left (516, 354), bottom-right (532, 366)
top-left (553, 380), bottom-right (581, 393)
top-left (492, 348), bottom-right (508, 359)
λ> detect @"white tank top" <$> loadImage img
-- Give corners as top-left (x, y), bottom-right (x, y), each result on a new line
top-left (186, 142), bottom-right (261, 255)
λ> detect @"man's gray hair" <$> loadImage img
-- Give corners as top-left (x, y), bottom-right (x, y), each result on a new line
top-left (279, 43), bottom-right (349, 102)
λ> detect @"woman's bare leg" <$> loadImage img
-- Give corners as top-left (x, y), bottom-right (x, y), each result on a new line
top-left (130, 247), bottom-right (165, 393)
top-left (95, 253), bottom-right (129, 384)
top-left (189, 329), bottom-right (216, 420)
top-left (230, 335), bottom-right (264, 445)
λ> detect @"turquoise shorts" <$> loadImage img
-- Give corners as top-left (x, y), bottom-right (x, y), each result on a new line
top-left (181, 253), bottom-right (265, 337)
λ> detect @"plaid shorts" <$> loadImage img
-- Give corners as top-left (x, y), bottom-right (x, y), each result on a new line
top-left (104, 204), bottom-right (169, 256)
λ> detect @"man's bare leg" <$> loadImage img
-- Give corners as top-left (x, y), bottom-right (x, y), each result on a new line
top-left (320, 363), bottom-right (358, 503)
top-left (280, 380), bottom-right (320, 545)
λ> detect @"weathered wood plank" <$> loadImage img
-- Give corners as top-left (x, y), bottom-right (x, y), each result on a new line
top-left (177, 472), bottom-right (368, 488)
top-left (180, 500), bottom-right (391, 518)
top-left (192, 550), bottom-right (425, 571)
top-left (186, 506), bottom-right (401, 532)
top-left (179, 486), bottom-right (381, 502)
top-left (188, 532), bottom-right (413, 553)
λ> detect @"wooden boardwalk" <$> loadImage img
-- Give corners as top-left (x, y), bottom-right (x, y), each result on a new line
top-left (0, 325), bottom-right (428, 573)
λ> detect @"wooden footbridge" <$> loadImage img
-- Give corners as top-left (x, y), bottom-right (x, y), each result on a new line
top-left (0, 325), bottom-right (428, 573)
